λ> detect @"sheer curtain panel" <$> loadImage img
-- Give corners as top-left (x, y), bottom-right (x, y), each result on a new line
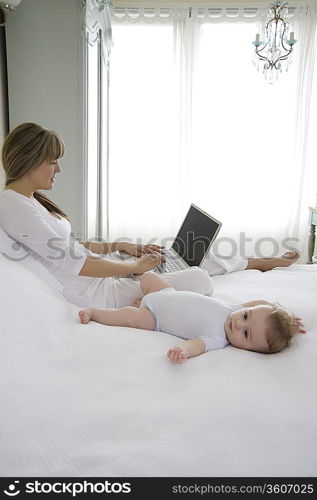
top-left (108, 2), bottom-right (317, 259)
top-left (82, 0), bottom-right (113, 239)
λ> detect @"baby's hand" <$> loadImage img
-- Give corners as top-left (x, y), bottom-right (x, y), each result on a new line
top-left (294, 316), bottom-right (306, 334)
top-left (79, 309), bottom-right (93, 324)
top-left (132, 298), bottom-right (142, 308)
top-left (167, 347), bottom-right (188, 364)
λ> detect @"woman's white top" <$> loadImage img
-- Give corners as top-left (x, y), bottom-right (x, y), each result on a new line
top-left (140, 288), bottom-right (241, 352)
top-left (0, 190), bottom-right (246, 311)
top-left (0, 189), bottom-right (109, 306)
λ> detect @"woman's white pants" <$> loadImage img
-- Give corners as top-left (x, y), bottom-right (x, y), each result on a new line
top-left (109, 253), bottom-right (247, 309)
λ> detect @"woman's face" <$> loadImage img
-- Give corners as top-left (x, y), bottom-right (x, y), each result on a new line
top-left (28, 159), bottom-right (61, 191)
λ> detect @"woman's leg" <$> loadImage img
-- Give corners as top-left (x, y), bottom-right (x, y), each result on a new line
top-left (201, 253), bottom-right (248, 276)
top-left (162, 267), bottom-right (214, 296)
top-left (202, 251), bottom-right (299, 275)
top-left (245, 251), bottom-right (300, 271)
top-left (113, 267), bottom-right (213, 308)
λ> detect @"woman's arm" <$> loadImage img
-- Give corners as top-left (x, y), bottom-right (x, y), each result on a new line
top-left (1, 196), bottom-right (163, 278)
top-left (80, 241), bottom-right (165, 256)
top-left (167, 339), bottom-right (206, 364)
top-left (80, 241), bottom-right (126, 255)
top-left (78, 253), bottom-right (163, 278)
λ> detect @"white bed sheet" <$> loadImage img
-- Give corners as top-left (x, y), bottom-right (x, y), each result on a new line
top-left (1, 252), bottom-right (316, 477)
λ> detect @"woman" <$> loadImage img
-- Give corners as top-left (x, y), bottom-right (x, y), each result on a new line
top-left (0, 123), bottom-right (213, 309)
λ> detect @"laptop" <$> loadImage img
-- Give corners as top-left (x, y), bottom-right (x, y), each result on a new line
top-left (154, 204), bottom-right (222, 273)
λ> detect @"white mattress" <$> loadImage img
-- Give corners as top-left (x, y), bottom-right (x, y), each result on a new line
top-left (1, 252), bottom-right (316, 477)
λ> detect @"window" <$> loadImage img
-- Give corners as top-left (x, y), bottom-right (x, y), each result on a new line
top-left (89, 4), bottom-right (317, 258)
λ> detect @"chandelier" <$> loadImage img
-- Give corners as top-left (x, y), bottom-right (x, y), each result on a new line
top-left (252, 1), bottom-right (297, 82)
top-left (0, 0), bottom-right (22, 11)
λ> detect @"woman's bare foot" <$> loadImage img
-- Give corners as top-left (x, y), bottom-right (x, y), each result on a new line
top-left (79, 309), bottom-right (93, 324)
top-left (247, 251), bottom-right (300, 272)
top-left (279, 251), bottom-right (300, 263)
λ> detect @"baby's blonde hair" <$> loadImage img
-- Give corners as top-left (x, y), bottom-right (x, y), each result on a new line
top-left (265, 304), bottom-right (297, 353)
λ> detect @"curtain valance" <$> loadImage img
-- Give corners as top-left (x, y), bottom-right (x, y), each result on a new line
top-left (111, 4), bottom-right (314, 23)
top-left (82, 0), bottom-right (113, 51)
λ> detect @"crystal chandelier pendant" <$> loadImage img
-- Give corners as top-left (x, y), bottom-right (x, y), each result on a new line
top-left (252, 1), bottom-right (297, 83)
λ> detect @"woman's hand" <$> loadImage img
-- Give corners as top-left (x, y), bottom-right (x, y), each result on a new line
top-left (132, 253), bottom-right (163, 274)
top-left (119, 242), bottom-right (165, 258)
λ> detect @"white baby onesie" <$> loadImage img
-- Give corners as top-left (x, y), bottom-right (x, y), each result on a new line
top-left (140, 288), bottom-right (241, 352)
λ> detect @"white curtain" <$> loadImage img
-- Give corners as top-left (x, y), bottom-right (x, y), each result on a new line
top-left (83, 0), bottom-right (113, 60)
top-left (83, 0), bottom-right (113, 240)
top-left (108, 3), bottom-right (317, 260)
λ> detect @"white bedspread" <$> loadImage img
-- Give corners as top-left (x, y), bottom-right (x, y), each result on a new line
top-left (1, 254), bottom-right (316, 477)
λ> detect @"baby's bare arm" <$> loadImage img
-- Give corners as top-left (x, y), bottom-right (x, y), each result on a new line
top-left (167, 338), bottom-right (206, 363)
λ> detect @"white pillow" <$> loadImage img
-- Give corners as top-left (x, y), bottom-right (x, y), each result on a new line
top-left (0, 227), bottom-right (64, 298)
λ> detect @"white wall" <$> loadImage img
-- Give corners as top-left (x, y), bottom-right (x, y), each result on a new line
top-left (5, 0), bottom-right (85, 237)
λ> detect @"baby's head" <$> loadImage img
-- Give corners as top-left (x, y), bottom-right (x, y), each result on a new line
top-left (224, 304), bottom-right (296, 354)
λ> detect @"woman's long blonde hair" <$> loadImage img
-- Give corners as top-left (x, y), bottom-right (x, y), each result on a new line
top-left (2, 122), bottom-right (68, 219)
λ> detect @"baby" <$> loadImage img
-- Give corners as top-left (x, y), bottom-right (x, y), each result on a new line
top-left (79, 272), bottom-right (304, 363)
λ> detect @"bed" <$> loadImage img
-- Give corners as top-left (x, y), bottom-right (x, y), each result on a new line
top-left (1, 229), bottom-right (316, 477)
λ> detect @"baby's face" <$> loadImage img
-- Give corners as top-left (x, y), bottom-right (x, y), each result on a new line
top-left (224, 305), bottom-right (273, 352)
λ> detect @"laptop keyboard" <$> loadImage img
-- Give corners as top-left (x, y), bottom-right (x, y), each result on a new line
top-left (155, 249), bottom-right (188, 273)
top-left (106, 250), bottom-right (188, 276)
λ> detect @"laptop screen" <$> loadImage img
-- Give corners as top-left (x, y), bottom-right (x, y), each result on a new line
top-left (171, 204), bottom-right (221, 267)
